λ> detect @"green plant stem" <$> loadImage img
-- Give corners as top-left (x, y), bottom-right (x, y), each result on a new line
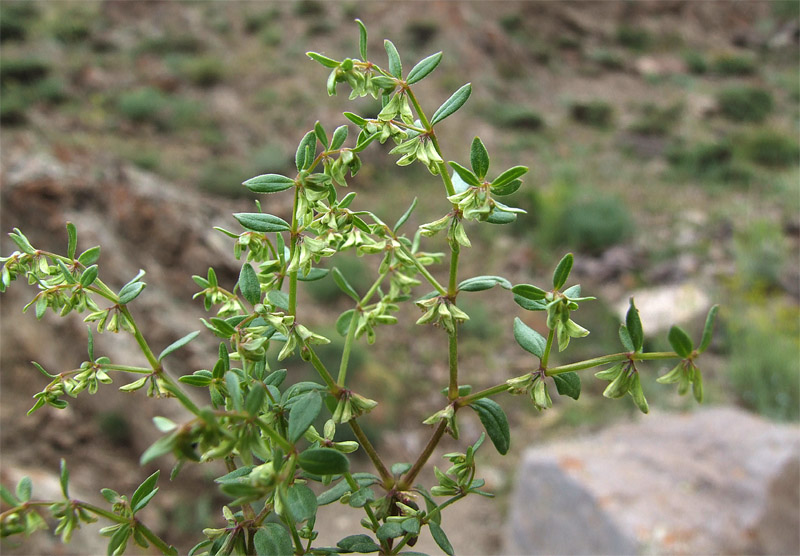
top-left (424, 493), bottom-right (466, 524)
top-left (119, 306), bottom-right (200, 416)
top-left (99, 364), bottom-right (153, 374)
top-left (288, 186), bottom-right (300, 317)
top-left (448, 333), bottom-right (459, 401)
top-left (256, 417), bottom-right (295, 454)
top-left (348, 419), bottom-right (392, 486)
top-left (305, 346), bottom-right (341, 394)
top-left (344, 471), bottom-right (380, 531)
top-left (541, 328), bottom-right (555, 369)
top-left (76, 501), bottom-right (175, 555)
top-left (286, 517), bottom-right (304, 555)
top-left (398, 244), bottom-right (446, 296)
top-left (547, 351), bottom-right (678, 375)
top-left (338, 308), bottom-right (360, 386)
top-left (457, 382), bottom-right (513, 407)
top-left (399, 420), bottom-right (447, 490)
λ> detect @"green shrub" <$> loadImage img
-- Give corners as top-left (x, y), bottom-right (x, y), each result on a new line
top-left (0, 57), bottom-right (50, 86)
top-left (666, 139), bottom-right (753, 183)
top-left (742, 129), bottom-right (800, 168)
top-left (294, 0), bottom-right (325, 17)
top-left (587, 48), bottom-right (626, 70)
top-left (682, 50), bottom-right (708, 74)
top-left (244, 8), bottom-right (281, 34)
top-left (50, 6), bottom-right (95, 43)
top-left (717, 86), bottom-right (773, 123)
top-left (136, 34), bottom-right (204, 55)
top-left (616, 25), bottom-right (651, 51)
top-left (733, 218), bottom-right (789, 291)
top-left (116, 87), bottom-right (169, 124)
top-left (629, 102), bottom-right (683, 136)
top-left (727, 301), bottom-right (799, 421)
top-left (554, 194), bottom-right (635, 255)
top-left (569, 100), bottom-right (614, 128)
top-left (0, 0), bottom-right (39, 42)
top-left (0, 87), bottom-right (29, 125)
top-left (179, 56), bottom-right (225, 87)
top-left (711, 51), bottom-right (757, 76)
top-left (197, 159), bottom-right (256, 198)
top-left (487, 104), bottom-right (545, 130)
top-left (405, 20), bottom-right (439, 46)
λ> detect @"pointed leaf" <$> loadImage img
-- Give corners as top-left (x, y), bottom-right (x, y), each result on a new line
top-left (668, 326), bottom-right (693, 358)
top-left (428, 521), bottom-right (454, 556)
top-left (552, 253), bottom-right (573, 290)
top-left (243, 174), bottom-right (295, 194)
top-left (331, 125), bottom-right (349, 150)
top-left (384, 39), bottom-right (402, 78)
top-left (406, 51), bottom-right (443, 84)
top-left (288, 391), bottom-right (322, 444)
top-left (296, 130), bottom-right (317, 171)
top-left (470, 137), bottom-right (490, 180)
top-left (458, 275), bottom-right (512, 292)
top-left (619, 324), bottom-right (634, 352)
top-left (16, 476), bottom-right (32, 503)
top-left (254, 524), bottom-right (294, 556)
top-left (431, 83), bottom-right (472, 125)
top-left (356, 19), bottom-right (368, 60)
top-left (491, 178), bottom-right (522, 196)
top-left (66, 222), bottom-right (78, 259)
top-left (469, 399), bottom-right (510, 455)
top-left (306, 52), bottom-right (340, 68)
top-left (448, 161), bottom-right (480, 186)
top-left (233, 213), bottom-right (290, 233)
top-left (337, 534), bottom-right (381, 553)
top-left (553, 372), bottom-right (581, 400)
top-left (297, 267), bottom-right (329, 282)
top-left (118, 281), bottom-right (146, 305)
top-left (226, 371), bottom-right (243, 411)
top-left (512, 284), bottom-right (547, 300)
top-left (336, 309), bottom-right (356, 337)
top-left (59, 459), bottom-right (69, 497)
top-left (393, 197), bottom-right (418, 233)
top-left (314, 121), bottom-right (328, 149)
top-left (77, 245), bottom-right (101, 266)
top-left (238, 263), bottom-right (261, 305)
top-left (492, 167), bottom-right (528, 191)
top-left (79, 265), bottom-right (98, 288)
top-left (131, 470), bottom-right (160, 513)
top-left (332, 267), bottom-right (360, 301)
top-left (699, 304), bottom-right (719, 353)
top-left (513, 317), bottom-right (546, 359)
top-left (158, 331), bottom-right (200, 362)
top-left (626, 298), bottom-right (644, 352)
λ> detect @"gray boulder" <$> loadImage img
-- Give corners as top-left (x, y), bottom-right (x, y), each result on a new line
top-left (505, 407), bottom-right (800, 555)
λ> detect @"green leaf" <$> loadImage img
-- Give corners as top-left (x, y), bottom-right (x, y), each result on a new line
top-left (254, 524), bottom-right (294, 556)
top-left (337, 534), bottom-right (381, 553)
top-left (267, 290), bottom-right (289, 311)
top-left (233, 213), bottom-right (291, 233)
top-left (56, 259), bottom-right (76, 284)
top-left (458, 275), bottom-right (511, 292)
top-left (245, 385), bottom-right (266, 415)
top-left (332, 267), bottom-right (360, 301)
top-left (158, 330), bottom-right (200, 362)
top-left (238, 263), bottom-right (261, 305)
top-left (179, 374), bottom-right (213, 387)
top-left (16, 476), bottom-right (32, 503)
top-left (618, 325), bottom-right (634, 352)
top-left (699, 304), bottom-right (719, 353)
top-left (491, 165), bottom-right (528, 188)
top-left (406, 51), bottom-right (443, 84)
top-left (288, 391), bottom-right (322, 444)
top-left (66, 222), bottom-right (77, 259)
top-left (243, 174), bottom-right (295, 194)
top-left (377, 521), bottom-right (405, 541)
top-left (9, 228), bottom-right (35, 254)
top-left (331, 125), bottom-right (349, 150)
top-left (0, 484), bottom-right (18, 506)
top-left (286, 483), bottom-right (318, 523)
top-left (79, 265), bottom-right (98, 288)
top-left (428, 521), bottom-right (454, 556)
top-left (344, 112), bottom-right (368, 127)
top-left (393, 197), bottom-right (418, 233)
top-left (298, 448), bottom-right (349, 475)
top-left (296, 130), bottom-right (317, 171)
top-left (626, 298), bottom-right (644, 352)
top-left (356, 19), bottom-right (368, 60)
top-left (668, 326), bottom-right (693, 358)
top-left (77, 245), bottom-right (101, 266)
top-left (226, 371), bottom-right (243, 411)
top-left (118, 281), bottom-right (145, 305)
top-left (470, 137), bottom-right (490, 180)
top-left (384, 39), bottom-right (402, 78)
top-left (314, 120), bottom-right (329, 149)
top-left (348, 486), bottom-right (375, 508)
top-left (470, 400), bottom-right (510, 455)
top-left (552, 253), bottom-right (573, 290)
top-left (512, 283), bottom-right (547, 300)
top-left (107, 523), bottom-right (131, 556)
top-left (513, 317), bottom-right (546, 359)
top-left (448, 161), bottom-right (480, 186)
top-left (130, 470), bottom-right (159, 514)
top-left (431, 83), bottom-right (472, 125)
top-left (553, 372), bottom-right (581, 400)
top-left (491, 178), bottom-right (522, 196)
top-left (297, 267), bottom-right (329, 282)
top-left (317, 473), bottom-right (379, 505)
top-left (140, 433), bottom-right (177, 465)
top-left (336, 309), bottom-right (355, 336)
top-left (306, 51), bottom-right (340, 68)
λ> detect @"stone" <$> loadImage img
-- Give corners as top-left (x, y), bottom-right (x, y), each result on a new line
top-left (505, 408), bottom-right (800, 555)
top-left (615, 282), bottom-right (710, 333)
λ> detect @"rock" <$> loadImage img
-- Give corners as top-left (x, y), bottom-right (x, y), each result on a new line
top-left (615, 282), bottom-right (710, 333)
top-left (505, 408), bottom-right (800, 555)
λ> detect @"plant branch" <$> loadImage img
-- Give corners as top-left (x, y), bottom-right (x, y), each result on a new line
top-left (348, 419), bottom-right (392, 486)
top-left (399, 420), bottom-right (447, 490)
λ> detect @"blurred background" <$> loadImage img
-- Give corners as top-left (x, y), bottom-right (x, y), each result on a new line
top-left (1, 1), bottom-right (798, 554)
